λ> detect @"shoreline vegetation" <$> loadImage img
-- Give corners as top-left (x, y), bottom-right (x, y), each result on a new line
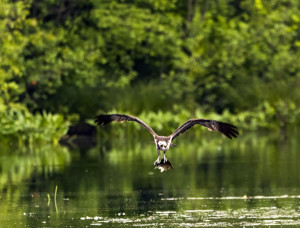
top-left (1, 1), bottom-right (300, 145)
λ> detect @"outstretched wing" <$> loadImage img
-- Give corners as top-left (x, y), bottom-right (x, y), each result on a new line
top-left (170, 119), bottom-right (239, 140)
top-left (95, 114), bottom-right (158, 137)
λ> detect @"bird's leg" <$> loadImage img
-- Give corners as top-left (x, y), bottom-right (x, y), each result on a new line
top-left (154, 149), bottom-right (161, 165)
top-left (163, 151), bottom-right (167, 162)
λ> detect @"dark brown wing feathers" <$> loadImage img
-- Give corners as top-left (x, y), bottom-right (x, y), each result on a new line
top-left (170, 119), bottom-right (239, 140)
top-left (95, 114), bottom-right (239, 140)
top-left (95, 114), bottom-right (157, 136)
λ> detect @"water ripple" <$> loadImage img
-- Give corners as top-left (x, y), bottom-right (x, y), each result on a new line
top-left (161, 195), bottom-right (300, 201)
top-left (83, 205), bottom-right (300, 227)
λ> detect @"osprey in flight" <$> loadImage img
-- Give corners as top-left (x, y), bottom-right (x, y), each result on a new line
top-left (95, 114), bottom-right (239, 164)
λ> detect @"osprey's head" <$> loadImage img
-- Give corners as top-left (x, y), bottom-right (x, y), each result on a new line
top-left (157, 141), bottom-right (168, 151)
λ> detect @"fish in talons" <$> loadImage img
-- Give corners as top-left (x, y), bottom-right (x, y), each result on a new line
top-left (154, 158), bottom-right (174, 172)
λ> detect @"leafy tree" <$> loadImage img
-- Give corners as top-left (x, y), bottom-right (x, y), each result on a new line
top-left (1, 0), bottom-right (300, 135)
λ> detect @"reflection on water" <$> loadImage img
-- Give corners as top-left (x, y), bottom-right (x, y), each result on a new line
top-left (1, 132), bottom-right (300, 227)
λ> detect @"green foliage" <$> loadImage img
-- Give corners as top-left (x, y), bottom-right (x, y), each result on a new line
top-left (1, 0), bottom-right (300, 137)
top-left (0, 104), bottom-right (69, 145)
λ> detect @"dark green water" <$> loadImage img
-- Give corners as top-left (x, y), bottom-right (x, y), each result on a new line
top-left (1, 132), bottom-right (300, 227)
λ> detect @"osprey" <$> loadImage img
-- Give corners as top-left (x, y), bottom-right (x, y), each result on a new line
top-left (95, 114), bottom-right (239, 164)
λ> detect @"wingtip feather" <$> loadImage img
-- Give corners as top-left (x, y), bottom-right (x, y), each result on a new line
top-left (94, 114), bottom-right (109, 126)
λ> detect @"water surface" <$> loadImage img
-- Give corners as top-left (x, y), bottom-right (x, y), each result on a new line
top-left (1, 132), bottom-right (300, 227)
